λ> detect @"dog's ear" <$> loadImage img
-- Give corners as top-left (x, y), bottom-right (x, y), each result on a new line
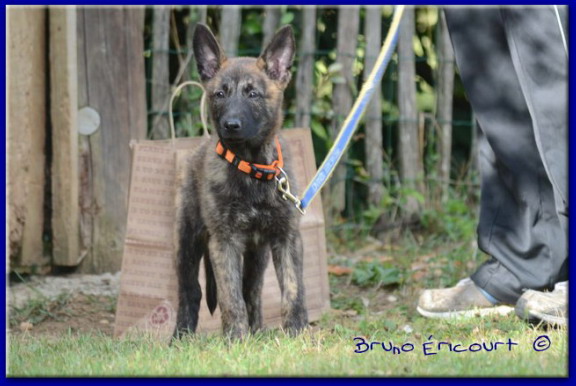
top-left (258, 25), bottom-right (295, 85)
top-left (193, 24), bottom-right (226, 82)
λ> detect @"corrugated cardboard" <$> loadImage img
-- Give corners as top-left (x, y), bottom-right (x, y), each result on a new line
top-left (114, 128), bottom-right (330, 341)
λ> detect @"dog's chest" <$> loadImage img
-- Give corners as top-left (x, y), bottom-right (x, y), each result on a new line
top-left (206, 176), bottom-right (291, 235)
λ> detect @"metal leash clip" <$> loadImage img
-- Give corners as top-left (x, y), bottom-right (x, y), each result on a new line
top-left (275, 168), bottom-right (306, 215)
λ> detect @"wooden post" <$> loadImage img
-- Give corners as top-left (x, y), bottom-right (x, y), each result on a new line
top-left (185, 5), bottom-right (207, 81)
top-left (436, 11), bottom-right (454, 203)
top-left (77, 7), bottom-right (147, 273)
top-left (326, 6), bottom-right (360, 221)
top-left (363, 6), bottom-right (384, 207)
top-left (220, 6), bottom-right (241, 57)
top-left (7, 6), bottom-right (49, 270)
top-left (294, 6), bottom-right (316, 130)
top-left (150, 6), bottom-right (171, 139)
top-left (49, 7), bottom-right (81, 266)
top-left (397, 7), bottom-right (423, 218)
top-left (262, 5), bottom-right (281, 46)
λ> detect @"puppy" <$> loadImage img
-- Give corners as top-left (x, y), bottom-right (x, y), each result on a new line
top-left (174, 24), bottom-right (307, 340)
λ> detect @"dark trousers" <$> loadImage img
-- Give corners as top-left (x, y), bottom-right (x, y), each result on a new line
top-left (444, 7), bottom-right (568, 304)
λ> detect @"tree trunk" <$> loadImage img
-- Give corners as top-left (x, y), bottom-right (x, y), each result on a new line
top-left (7, 6), bottom-right (49, 270)
top-left (50, 7), bottom-right (81, 266)
top-left (77, 7), bottom-right (147, 273)
top-left (363, 6), bottom-right (384, 207)
top-left (294, 7), bottom-right (316, 130)
top-left (220, 6), bottom-right (241, 57)
top-left (436, 11), bottom-right (454, 203)
top-left (150, 6), bottom-right (171, 139)
top-left (262, 6), bottom-right (281, 46)
top-left (326, 6), bottom-right (360, 222)
top-left (397, 7), bottom-right (423, 217)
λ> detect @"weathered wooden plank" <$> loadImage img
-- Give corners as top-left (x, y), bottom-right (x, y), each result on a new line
top-left (326, 6), bottom-right (360, 221)
top-left (436, 11), bottom-right (454, 203)
top-left (184, 5), bottom-right (207, 82)
top-left (7, 6), bottom-right (49, 269)
top-left (220, 6), bottom-right (241, 57)
top-left (77, 7), bottom-right (147, 273)
top-left (77, 5), bottom-right (92, 265)
top-left (150, 6), bottom-right (171, 139)
top-left (294, 6), bottom-right (316, 130)
top-left (49, 6), bottom-right (80, 266)
top-left (397, 7), bottom-right (423, 216)
top-left (364, 6), bottom-right (384, 207)
top-left (262, 5), bottom-right (281, 46)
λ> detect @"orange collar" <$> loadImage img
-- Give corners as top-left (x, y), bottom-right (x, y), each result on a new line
top-left (216, 136), bottom-right (284, 181)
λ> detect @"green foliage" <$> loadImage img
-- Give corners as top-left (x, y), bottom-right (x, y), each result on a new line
top-left (305, 60), bottom-right (348, 153)
top-left (420, 197), bottom-right (476, 242)
top-left (331, 296), bottom-right (365, 314)
top-left (174, 85), bottom-right (206, 138)
top-left (352, 260), bottom-right (403, 288)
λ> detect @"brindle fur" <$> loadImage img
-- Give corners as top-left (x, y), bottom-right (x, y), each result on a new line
top-left (174, 24), bottom-right (308, 340)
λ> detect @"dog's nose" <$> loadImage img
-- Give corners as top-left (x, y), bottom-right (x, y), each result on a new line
top-left (224, 119), bottom-right (242, 131)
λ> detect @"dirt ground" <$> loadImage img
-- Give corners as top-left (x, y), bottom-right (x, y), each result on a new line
top-left (8, 273), bottom-right (121, 337)
top-left (8, 240), bottom-right (416, 338)
top-left (8, 275), bottom-right (404, 339)
top-left (9, 294), bottom-right (117, 337)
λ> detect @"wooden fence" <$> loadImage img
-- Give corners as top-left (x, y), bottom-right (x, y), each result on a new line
top-left (7, 5), bottom-right (472, 274)
top-left (8, 6), bottom-right (147, 273)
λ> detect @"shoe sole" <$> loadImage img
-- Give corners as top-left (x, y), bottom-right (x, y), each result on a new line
top-left (417, 305), bottom-right (514, 319)
top-left (515, 297), bottom-right (567, 326)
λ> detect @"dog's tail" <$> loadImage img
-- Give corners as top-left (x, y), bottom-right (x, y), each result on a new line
top-left (204, 250), bottom-right (218, 315)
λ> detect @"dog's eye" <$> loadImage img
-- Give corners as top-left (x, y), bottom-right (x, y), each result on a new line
top-left (215, 90), bottom-right (225, 98)
top-left (248, 90), bottom-right (259, 98)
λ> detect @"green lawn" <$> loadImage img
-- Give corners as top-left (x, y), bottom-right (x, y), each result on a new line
top-left (8, 309), bottom-right (567, 377)
top-left (8, 207), bottom-right (568, 377)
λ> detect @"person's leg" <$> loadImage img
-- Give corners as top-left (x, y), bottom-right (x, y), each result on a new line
top-left (500, 7), bottom-right (569, 325)
top-left (418, 7), bottom-right (567, 317)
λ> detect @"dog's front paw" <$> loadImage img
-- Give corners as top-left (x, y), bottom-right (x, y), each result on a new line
top-left (222, 318), bottom-right (250, 341)
top-left (283, 308), bottom-right (308, 336)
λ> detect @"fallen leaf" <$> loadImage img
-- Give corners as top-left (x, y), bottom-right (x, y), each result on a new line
top-left (327, 265), bottom-right (353, 276)
top-left (344, 310), bottom-right (358, 317)
top-left (360, 255), bottom-right (394, 263)
top-left (411, 263), bottom-right (428, 271)
top-left (411, 271), bottom-right (427, 281)
top-left (19, 321), bottom-right (33, 332)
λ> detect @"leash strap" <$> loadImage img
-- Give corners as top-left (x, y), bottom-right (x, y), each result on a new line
top-left (298, 5), bottom-right (405, 212)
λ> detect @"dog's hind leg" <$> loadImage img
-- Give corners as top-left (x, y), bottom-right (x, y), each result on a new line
top-left (208, 236), bottom-right (249, 339)
top-left (242, 245), bottom-right (270, 333)
top-left (174, 209), bottom-right (206, 338)
top-left (271, 232), bottom-right (308, 335)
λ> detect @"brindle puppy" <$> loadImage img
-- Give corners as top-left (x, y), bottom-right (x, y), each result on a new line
top-left (174, 24), bottom-right (307, 340)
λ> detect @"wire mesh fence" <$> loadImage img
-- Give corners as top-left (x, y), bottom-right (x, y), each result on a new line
top-left (143, 5), bottom-right (478, 224)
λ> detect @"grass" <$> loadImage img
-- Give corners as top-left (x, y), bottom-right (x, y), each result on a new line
top-left (7, 198), bottom-right (568, 377)
top-left (8, 314), bottom-right (567, 376)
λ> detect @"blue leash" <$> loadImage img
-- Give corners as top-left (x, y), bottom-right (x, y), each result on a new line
top-left (277, 5), bottom-right (405, 214)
